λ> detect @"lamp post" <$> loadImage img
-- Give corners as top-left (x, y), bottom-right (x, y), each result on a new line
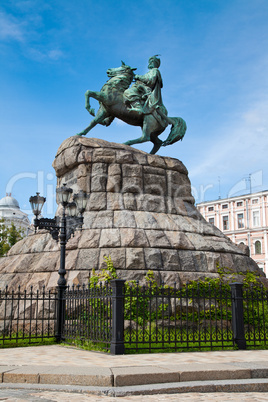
top-left (29, 184), bottom-right (88, 342)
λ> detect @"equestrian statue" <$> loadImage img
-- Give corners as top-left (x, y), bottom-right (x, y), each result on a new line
top-left (77, 55), bottom-right (187, 155)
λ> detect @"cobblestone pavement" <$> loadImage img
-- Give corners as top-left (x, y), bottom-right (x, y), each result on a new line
top-left (1, 345), bottom-right (268, 367)
top-left (2, 346), bottom-right (268, 400)
top-left (1, 390), bottom-right (268, 401)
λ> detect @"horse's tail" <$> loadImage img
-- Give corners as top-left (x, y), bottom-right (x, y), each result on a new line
top-left (162, 117), bottom-right (187, 147)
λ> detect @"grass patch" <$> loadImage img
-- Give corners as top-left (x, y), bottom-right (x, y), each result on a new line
top-left (0, 332), bottom-right (57, 349)
top-left (0, 334), bottom-right (56, 348)
top-left (124, 336), bottom-right (268, 353)
top-left (124, 339), bottom-right (235, 354)
top-left (63, 338), bottom-right (109, 353)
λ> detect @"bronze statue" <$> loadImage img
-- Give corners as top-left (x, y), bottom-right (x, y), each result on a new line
top-left (77, 56), bottom-right (187, 154)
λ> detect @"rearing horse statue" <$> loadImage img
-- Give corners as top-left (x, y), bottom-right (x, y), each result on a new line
top-left (77, 58), bottom-right (187, 155)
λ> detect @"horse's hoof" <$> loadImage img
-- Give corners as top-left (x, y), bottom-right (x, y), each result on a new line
top-left (76, 133), bottom-right (84, 136)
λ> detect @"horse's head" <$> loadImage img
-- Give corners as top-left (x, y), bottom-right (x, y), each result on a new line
top-left (107, 61), bottom-right (137, 82)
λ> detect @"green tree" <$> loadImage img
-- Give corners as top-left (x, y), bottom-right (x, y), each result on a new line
top-left (0, 219), bottom-right (24, 256)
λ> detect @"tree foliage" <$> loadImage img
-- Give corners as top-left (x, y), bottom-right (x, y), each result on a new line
top-left (0, 219), bottom-right (24, 256)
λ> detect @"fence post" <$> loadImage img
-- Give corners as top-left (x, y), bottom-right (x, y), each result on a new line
top-left (230, 282), bottom-right (246, 350)
top-left (56, 285), bottom-right (66, 342)
top-left (110, 279), bottom-right (125, 355)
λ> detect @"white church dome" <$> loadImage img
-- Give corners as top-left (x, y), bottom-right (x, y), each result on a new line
top-left (0, 193), bottom-right (31, 235)
top-left (0, 195), bottom-right (20, 209)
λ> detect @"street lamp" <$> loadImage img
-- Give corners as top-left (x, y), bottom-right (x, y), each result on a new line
top-left (29, 184), bottom-right (88, 341)
top-left (29, 184), bottom-right (87, 243)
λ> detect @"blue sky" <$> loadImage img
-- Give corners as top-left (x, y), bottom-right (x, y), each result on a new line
top-left (0, 0), bottom-right (268, 218)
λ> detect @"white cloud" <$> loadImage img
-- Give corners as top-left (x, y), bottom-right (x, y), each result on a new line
top-left (47, 49), bottom-right (64, 61)
top-left (29, 48), bottom-right (65, 62)
top-left (189, 95), bottom-right (268, 184)
top-left (0, 9), bottom-right (65, 62)
top-left (0, 11), bottom-right (25, 42)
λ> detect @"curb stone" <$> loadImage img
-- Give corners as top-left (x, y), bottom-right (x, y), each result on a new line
top-left (1, 379), bottom-right (268, 397)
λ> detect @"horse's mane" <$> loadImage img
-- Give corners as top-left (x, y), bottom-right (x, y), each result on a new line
top-left (103, 73), bottom-right (133, 92)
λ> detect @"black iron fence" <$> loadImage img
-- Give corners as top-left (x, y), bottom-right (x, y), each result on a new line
top-left (60, 280), bottom-right (268, 354)
top-left (1, 280), bottom-right (268, 354)
top-left (243, 284), bottom-right (268, 347)
top-left (0, 286), bottom-right (57, 346)
top-left (123, 281), bottom-right (234, 353)
top-left (63, 283), bottom-right (112, 351)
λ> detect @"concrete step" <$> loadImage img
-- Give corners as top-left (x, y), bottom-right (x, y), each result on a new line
top-left (1, 378), bottom-right (268, 397)
top-left (1, 362), bottom-right (268, 389)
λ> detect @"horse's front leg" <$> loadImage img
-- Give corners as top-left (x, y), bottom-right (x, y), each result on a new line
top-left (77, 108), bottom-right (110, 136)
top-left (85, 90), bottom-right (105, 117)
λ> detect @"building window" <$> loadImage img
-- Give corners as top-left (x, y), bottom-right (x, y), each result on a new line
top-left (223, 216), bottom-right (229, 230)
top-left (208, 206), bottom-right (214, 211)
top-left (208, 218), bottom-right (214, 225)
top-left (252, 199), bottom-right (259, 204)
top-left (255, 240), bottom-right (262, 254)
top-left (237, 213), bottom-right (244, 228)
top-left (253, 211), bottom-right (260, 227)
top-left (237, 201), bottom-right (243, 207)
top-left (222, 204), bottom-right (228, 209)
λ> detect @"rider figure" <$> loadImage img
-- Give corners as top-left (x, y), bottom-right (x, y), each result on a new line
top-left (124, 55), bottom-right (164, 117)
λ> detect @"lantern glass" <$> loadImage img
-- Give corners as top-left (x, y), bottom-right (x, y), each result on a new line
top-left (66, 202), bottom-right (77, 217)
top-left (73, 191), bottom-right (88, 214)
top-left (29, 193), bottom-right (46, 216)
top-left (56, 184), bottom-right (73, 206)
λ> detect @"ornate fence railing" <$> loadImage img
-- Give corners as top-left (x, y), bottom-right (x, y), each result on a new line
top-left (0, 286), bottom-right (57, 346)
top-left (243, 285), bottom-right (268, 347)
top-left (123, 281), bottom-right (234, 353)
top-left (62, 283), bottom-right (112, 351)
top-left (1, 280), bottom-right (268, 354)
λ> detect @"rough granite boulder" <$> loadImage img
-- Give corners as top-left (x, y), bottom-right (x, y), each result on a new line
top-left (0, 137), bottom-right (265, 290)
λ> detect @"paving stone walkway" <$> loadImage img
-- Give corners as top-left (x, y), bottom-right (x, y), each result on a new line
top-left (1, 389), bottom-right (268, 401)
top-left (1, 345), bottom-right (268, 399)
top-left (1, 345), bottom-right (268, 367)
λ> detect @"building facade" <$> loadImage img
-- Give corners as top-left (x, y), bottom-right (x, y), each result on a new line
top-left (197, 190), bottom-right (268, 274)
top-left (0, 194), bottom-right (31, 236)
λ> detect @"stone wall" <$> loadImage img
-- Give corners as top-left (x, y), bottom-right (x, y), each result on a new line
top-left (0, 137), bottom-right (264, 291)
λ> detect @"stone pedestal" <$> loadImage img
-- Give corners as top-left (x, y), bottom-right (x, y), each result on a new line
top-left (0, 137), bottom-right (264, 290)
